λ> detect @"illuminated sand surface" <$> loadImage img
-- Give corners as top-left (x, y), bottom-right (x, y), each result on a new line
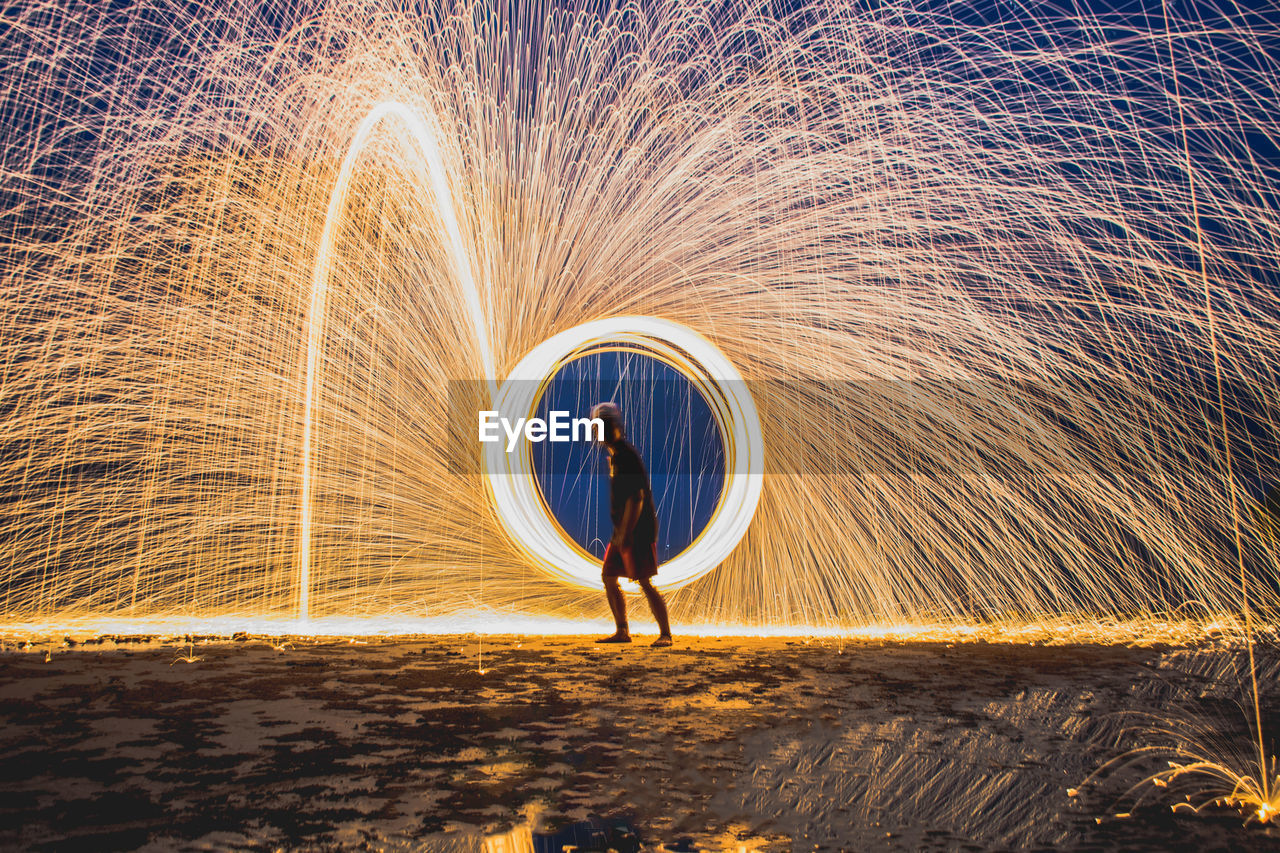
top-left (1, 636), bottom-right (1277, 851)
top-left (0, 614), bottom-right (1255, 647)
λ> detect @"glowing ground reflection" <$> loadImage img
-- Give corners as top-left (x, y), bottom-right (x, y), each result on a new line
top-left (0, 614), bottom-right (1254, 646)
top-left (1, 634), bottom-right (1277, 850)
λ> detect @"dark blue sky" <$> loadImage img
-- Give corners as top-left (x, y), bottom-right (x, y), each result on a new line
top-left (531, 352), bottom-right (725, 562)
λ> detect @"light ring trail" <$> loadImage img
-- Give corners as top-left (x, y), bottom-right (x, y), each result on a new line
top-left (484, 316), bottom-right (764, 591)
top-left (302, 101), bottom-right (496, 620)
top-left (306, 104), bottom-right (762, 614)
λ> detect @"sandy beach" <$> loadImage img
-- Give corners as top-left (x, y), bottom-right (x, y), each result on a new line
top-left (0, 634), bottom-right (1277, 851)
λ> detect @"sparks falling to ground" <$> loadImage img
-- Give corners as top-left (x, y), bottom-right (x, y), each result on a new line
top-left (1, 0), bottom-right (1278, 629)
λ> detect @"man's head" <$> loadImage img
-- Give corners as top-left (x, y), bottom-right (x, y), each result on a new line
top-left (590, 402), bottom-right (624, 445)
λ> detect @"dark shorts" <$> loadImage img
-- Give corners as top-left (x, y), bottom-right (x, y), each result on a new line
top-left (602, 542), bottom-right (659, 581)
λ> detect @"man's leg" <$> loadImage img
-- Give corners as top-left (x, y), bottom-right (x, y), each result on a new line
top-left (637, 577), bottom-right (672, 644)
top-left (597, 547), bottom-right (631, 642)
top-left (604, 575), bottom-right (629, 634)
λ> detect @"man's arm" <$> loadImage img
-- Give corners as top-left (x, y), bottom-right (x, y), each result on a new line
top-left (611, 493), bottom-right (643, 548)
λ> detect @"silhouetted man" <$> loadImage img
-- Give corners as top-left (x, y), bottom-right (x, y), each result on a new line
top-left (591, 402), bottom-right (672, 647)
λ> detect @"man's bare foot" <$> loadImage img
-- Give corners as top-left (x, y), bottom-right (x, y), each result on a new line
top-left (650, 635), bottom-right (673, 648)
top-left (595, 633), bottom-right (631, 643)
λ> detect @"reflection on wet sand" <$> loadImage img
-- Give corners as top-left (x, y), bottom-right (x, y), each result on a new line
top-left (482, 821), bottom-right (535, 852)
top-left (483, 816), bottom-right (643, 852)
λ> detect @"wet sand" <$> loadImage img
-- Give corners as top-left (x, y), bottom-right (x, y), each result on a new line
top-left (0, 634), bottom-right (1277, 851)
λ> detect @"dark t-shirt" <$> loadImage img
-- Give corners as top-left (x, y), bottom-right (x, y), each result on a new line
top-left (608, 440), bottom-right (658, 546)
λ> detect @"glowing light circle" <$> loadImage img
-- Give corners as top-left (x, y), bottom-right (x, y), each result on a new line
top-left (485, 316), bottom-right (763, 590)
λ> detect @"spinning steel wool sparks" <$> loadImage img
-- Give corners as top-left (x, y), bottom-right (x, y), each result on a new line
top-left (0, 0), bottom-right (1278, 640)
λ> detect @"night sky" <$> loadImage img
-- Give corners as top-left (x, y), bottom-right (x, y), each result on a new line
top-left (532, 351), bottom-right (726, 563)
